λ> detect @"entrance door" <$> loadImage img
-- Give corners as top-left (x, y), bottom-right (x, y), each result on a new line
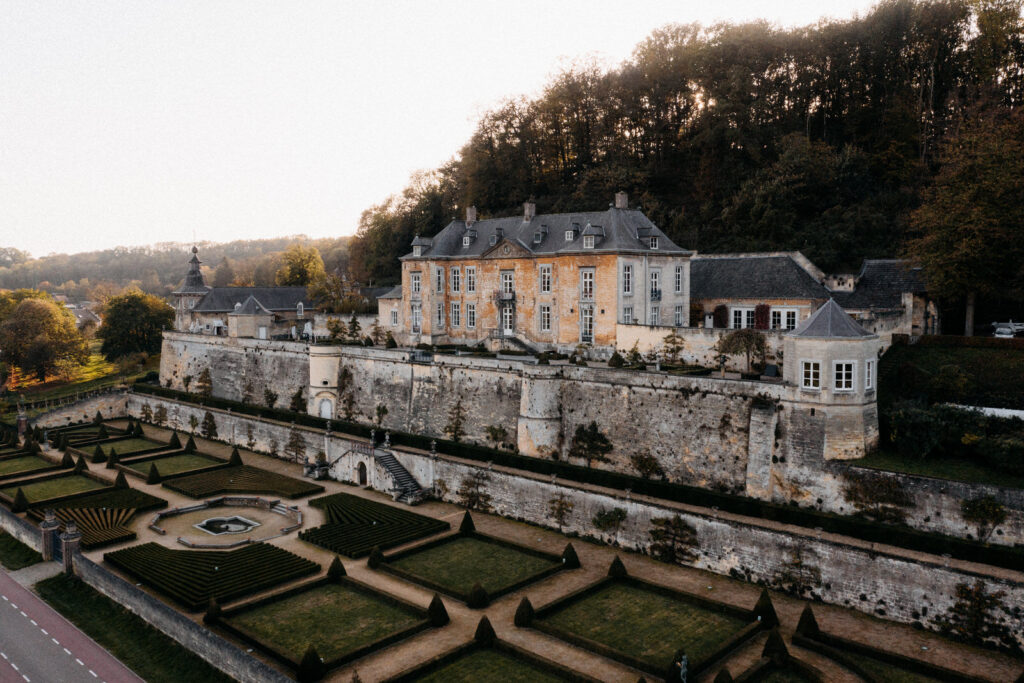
top-left (318, 398), bottom-right (333, 419)
top-left (502, 306), bottom-right (514, 336)
top-left (357, 461), bottom-right (367, 486)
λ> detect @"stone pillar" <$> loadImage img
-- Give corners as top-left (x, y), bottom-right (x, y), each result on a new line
top-left (40, 509), bottom-right (61, 562)
top-left (60, 521), bottom-right (82, 575)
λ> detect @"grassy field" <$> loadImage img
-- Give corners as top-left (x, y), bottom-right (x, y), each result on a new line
top-left (539, 582), bottom-right (746, 671)
top-left (0, 454), bottom-right (54, 477)
top-left (226, 583), bottom-right (422, 662)
top-left (852, 450), bottom-right (1024, 490)
top-left (127, 453), bottom-right (220, 475)
top-left (36, 574), bottom-right (233, 683)
top-left (0, 474), bottom-right (104, 502)
top-left (0, 530), bottom-right (42, 570)
top-left (417, 649), bottom-right (566, 683)
top-left (390, 536), bottom-right (556, 594)
top-left (104, 437), bottom-right (165, 455)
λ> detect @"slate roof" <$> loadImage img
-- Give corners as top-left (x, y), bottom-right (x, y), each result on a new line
top-left (377, 285), bottom-right (403, 300)
top-left (173, 246), bottom-right (211, 295)
top-left (690, 255), bottom-right (830, 300)
top-left (402, 206), bottom-right (690, 260)
top-left (193, 287), bottom-right (313, 313)
top-left (790, 299), bottom-right (874, 338)
top-left (832, 260), bottom-right (927, 311)
top-left (229, 295), bottom-right (272, 316)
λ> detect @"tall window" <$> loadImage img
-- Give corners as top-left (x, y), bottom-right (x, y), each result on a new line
top-left (801, 361), bottom-right (821, 390)
top-left (623, 306), bottom-right (633, 324)
top-left (674, 266), bottom-right (683, 293)
top-left (674, 305), bottom-right (683, 327)
top-left (580, 306), bottom-right (594, 342)
top-left (540, 304), bottom-right (551, 332)
top-left (834, 361), bottom-right (854, 391)
top-left (390, 310), bottom-right (398, 326)
top-left (411, 272), bottom-right (421, 294)
top-left (581, 269), bottom-right (595, 300)
top-left (435, 268), bottom-right (444, 292)
top-left (451, 302), bottom-right (461, 327)
top-left (565, 230), bottom-right (574, 242)
top-left (732, 308), bottom-right (754, 329)
top-left (865, 359), bottom-right (875, 391)
top-left (451, 268), bottom-right (461, 293)
top-left (771, 308), bottom-right (798, 331)
top-left (411, 304), bottom-right (422, 332)
top-left (539, 265), bottom-right (552, 293)
top-left (622, 264), bottom-right (632, 295)
top-left (650, 306), bottom-right (660, 326)
top-left (436, 302), bottom-right (444, 327)
top-left (296, 302), bottom-right (304, 318)
top-left (500, 271), bottom-right (514, 295)
top-left (650, 270), bottom-right (660, 295)
top-left (467, 303), bottom-right (476, 329)
top-left (466, 267), bottom-right (476, 293)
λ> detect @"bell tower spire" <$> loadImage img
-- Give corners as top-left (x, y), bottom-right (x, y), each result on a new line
top-left (172, 245), bottom-right (211, 331)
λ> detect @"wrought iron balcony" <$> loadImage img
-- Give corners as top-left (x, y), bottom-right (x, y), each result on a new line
top-left (650, 288), bottom-right (662, 301)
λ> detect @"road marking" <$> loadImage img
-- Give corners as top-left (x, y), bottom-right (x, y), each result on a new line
top-left (29, 620), bottom-right (36, 626)
top-left (76, 658), bottom-right (84, 666)
top-left (9, 603), bottom-right (16, 609)
top-left (1, 594), bottom-right (7, 600)
top-left (19, 610), bottom-right (26, 617)
top-left (63, 648), bottom-right (72, 655)
top-left (10, 663), bottom-right (18, 671)
top-left (51, 638), bottom-right (59, 645)
top-left (22, 675), bottom-right (29, 682)
top-left (1, 652), bottom-right (7, 659)
top-left (40, 629), bottom-right (47, 635)
top-left (89, 670), bottom-right (97, 677)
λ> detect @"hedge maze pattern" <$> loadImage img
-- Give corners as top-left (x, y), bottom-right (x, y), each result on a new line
top-left (27, 488), bottom-right (167, 549)
top-left (104, 542), bottom-right (320, 611)
top-left (162, 465), bottom-right (324, 499)
top-left (299, 493), bottom-right (449, 558)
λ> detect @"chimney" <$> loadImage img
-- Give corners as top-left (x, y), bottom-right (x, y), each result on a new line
top-left (466, 206), bottom-right (477, 224)
top-left (614, 191), bottom-right (628, 209)
top-left (523, 201), bottom-right (536, 222)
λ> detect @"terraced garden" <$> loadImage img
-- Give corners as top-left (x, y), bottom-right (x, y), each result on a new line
top-left (0, 454), bottom-right (57, 478)
top-left (221, 581), bottom-right (429, 666)
top-left (299, 492), bottom-right (449, 557)
top-left (387, 536), bottom-right (560, 596)
top-left (104, 542), bottom-right (320, 611)
top-left (25, 487), bottom-right (167, 548)
top-left (162, 464), bottom-right (324, 499)
top-left (0, 473), bottom-right (105, 503)
top-left (126, 452), bottom-right (222, 476)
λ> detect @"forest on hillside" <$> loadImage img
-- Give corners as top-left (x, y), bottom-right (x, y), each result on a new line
top-left (348, 0), bottom-right (1024, 323)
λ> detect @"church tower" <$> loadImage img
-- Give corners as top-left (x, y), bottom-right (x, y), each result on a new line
top-left (172, 246), bottom-right (210, 331)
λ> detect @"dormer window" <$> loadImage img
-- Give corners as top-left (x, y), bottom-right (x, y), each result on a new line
top-left (649, 236), bottom-right (659, 249)
top-left (463, 236), bottom-right (471, 247)
top-left (533, 232), bottom-right (543, 244)
top-left (565, 230), bottom-right (574, 242)
top-left (413, 245), bottom-right (422, 257)
top-left (297, 302), bottom-right (304, 318)
top-left (489, 235), bottom-right (498, 246)
top-left (583, 235), bottom-right (595, 249)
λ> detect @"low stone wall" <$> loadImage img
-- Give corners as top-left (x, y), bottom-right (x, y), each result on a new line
top-left (31, 393), bottom-right (130, 430)
top-left (615, 323), bottom-right (787, 370)
top-left (0, 503), bottom-right (42, 552)
top-left (393, 451), bottom-right (1024, 649)
top-left (72, 554), bottom-right (290, 683)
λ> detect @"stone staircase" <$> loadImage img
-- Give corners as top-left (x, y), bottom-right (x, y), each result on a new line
top-left (373, 450), bottom-right (424, 504)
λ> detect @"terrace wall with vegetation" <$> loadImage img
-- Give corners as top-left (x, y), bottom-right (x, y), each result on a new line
top-left (30, 393), bottom-right (129, 430)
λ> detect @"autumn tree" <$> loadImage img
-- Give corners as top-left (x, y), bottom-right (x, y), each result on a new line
top-left (715, 328), bottom-right (766, 373)
top-left (275, 244), bottom-right (326, 286)
top-left (98, 290), bottom-right (173, 359)
top-left (0, 298), bottom-right (89, 380)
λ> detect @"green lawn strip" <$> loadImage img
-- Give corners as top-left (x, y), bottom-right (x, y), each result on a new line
top-left (0, 530), bottom-right (42, 569)
top-left (539, 582), bottom-right (746, 672)
top-left (852, 450), bottom-right (1024, 490)
top-left (103, 437), bottom-right (166, 455)
top-left (840, 653), bottom-right (941, 683)
top-left (35, 574), bottom-right (233, 683)
top-left (225, 582), bottom-right (423, 663)
top-left (415, 649), bottom-right (565, 683)
top-left (163, 464), bottom-right (325, 499)
top-left (126, 453), bottom-right (221, 476)
top-left (0, 474), bottom-right (104, 502)
top-left (0, 455), bottom-right (53, 477)
top-left (390, 536), bottom-right (556, 594)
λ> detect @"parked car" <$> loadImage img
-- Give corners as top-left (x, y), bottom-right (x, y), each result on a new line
top-left (994, 326), bottom-right (1015, 338)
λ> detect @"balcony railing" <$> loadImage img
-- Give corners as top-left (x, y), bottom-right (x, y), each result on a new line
top-left (650, 288), bottom-right (662, 301)
top-left (493, 290), bottom-right (516, 303)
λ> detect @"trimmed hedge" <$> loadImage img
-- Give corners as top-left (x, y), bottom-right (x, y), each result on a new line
top-left (162, 464), bottom-right (324, 500)
top-left (133, 383), bottom-right (1024, 572)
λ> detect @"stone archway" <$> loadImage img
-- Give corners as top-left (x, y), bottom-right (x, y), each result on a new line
top-left (318, 397), bottom-right (333, 419)
top-left (357, 461), bottom-right (367, 486)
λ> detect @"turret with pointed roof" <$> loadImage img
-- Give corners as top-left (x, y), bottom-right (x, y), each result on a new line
top-left (172, 246), bottom-right (212, 331)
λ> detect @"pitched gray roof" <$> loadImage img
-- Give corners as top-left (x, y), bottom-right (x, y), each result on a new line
top-left (193, 287), bottom-right (313, 313)
top-left (229, 295), bottom-right (272, 316)
top-left (690, 255), bottom-right (829, 300)
top-left (832, 260), bottom-right (927, 310)
top-left (790, 299), bottom-right (874, 338)
top-left (377, 285), bottom-right (403, 300)
top-left (402, 206), bottom-right (689, 260)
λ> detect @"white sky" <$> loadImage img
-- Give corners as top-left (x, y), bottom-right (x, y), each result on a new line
top-left (1, 1), bottom-right (879, 258)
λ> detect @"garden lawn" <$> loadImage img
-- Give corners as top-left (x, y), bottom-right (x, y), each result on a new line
top-left (36, 574), bottom-right (233, 683)
top-left (0, 455), bottom-right (53, 477)
top-left (416, 649), bottom-right (565, 683)
top-left (225, 583), bottom-right (422, 662)
top-left (852, 450), bottom-right (1024, 490)
top-left (389, 536), bottom-right (556, 594)
top-left (104, 437), bottom-right (165, 455)
top-left (539, 582), bottom-right (746, 671)
top-left (1, 474), bottom-right (104, 502)
top-left (163, 464), bottom-right (324, 499)
top-left (842, 653), bottom-right (943, 683)
top-left (127, 453), bottom-right (221, 476)
top-left (0, 530), bottom-right (42, 570)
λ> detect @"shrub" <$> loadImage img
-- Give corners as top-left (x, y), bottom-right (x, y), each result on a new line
top-left (200, 412), bottom-right (217, 440)
top-left (367, 546), bottom-right (383, 569)
top-left (428, 593), bottom-right (449, 626)
top-left (168, 431), bottom-right (181, 449)
top-left (561, 543), bottom-right (580, 569)
top-left (649, 515), bottom-right (698, 565)
top-left (11, 488), bottom-right (28, 513)
top-left (608, 556), bottom-right (627, 577)
top-left (146, 464), bottom-right (162, 485)
top-left (91, 445), bottom-right (106, 463)
top-left (466, 582), bottom-right (489, 609)
top-left (514, 596), bottom-right (535, 627)
top-left (113, 471), bottom-right (129, 489)
top-left (297, 645), bottom-right (326, 683)
top-left (289, 388), bottom-right (305, 413)
top-left (385, 332), bottom-right (397, 349)
top-left (203, 598), bottom-right (221, 624)
top-left (459, 511), bottom-right (475, 533)
top-left (568, 421), bottom-right (612, 467)
top-left (228, 447), bottom-right (242, 466)
top-left (97, 424), bottom-right (108, 439)
top-left (630, 450), bottom-right (665, 479)
top-left (60, 451), bottom-right (74, 468)
top-left (753, 589), bottom-right (780, 627)
top-left (74, 455), bottom-right (87, 474)
top-left (961, 496), bottom-right (1007, 542)
top-left (608, 351), bottom-right (625, 368)
top-left (106, 448), bottom-right (119, 469)
top-left (327, 555), bottom-right (346, 581)
top-left (473, 616), bottom-right (496, 644)
top-left (184, 435), bottom-right (196, 453)
top-left (457, 471), bottom-right (492, 512)
top-left (795, 605), bottom-right (820, 637)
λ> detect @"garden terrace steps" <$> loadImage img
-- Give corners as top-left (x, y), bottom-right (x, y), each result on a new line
top-left (373, 450), bottom-right (423, 503)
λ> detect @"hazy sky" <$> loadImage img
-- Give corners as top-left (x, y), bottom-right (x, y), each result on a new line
top-left (1, 1), bottom-right (880, 258)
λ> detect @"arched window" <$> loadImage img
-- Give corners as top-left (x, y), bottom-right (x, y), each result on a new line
top-left (297, 302), bottom-right (304, 318)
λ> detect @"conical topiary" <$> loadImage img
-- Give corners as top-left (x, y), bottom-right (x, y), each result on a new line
top-left (184, 435), bottom-right (196, 453)
top-left (203, 598), bottom-right (221, 624)
top-left (33, 426), bottom-right (43, 442)
top-left (168, 431), bottom-right (181, 449)
top-left (367, 546), bottom-right (383, 569)
top-left (762, 628), bottom-right (789, 663)
top-left (133, 421), bottom-right (144, 437)
top-left (753, 589), bottom-right (780, 627)
top-left (459, 510), bottom-right (475, 534)
top-left (713, 670), bottom-right (734, 683)
top-left (106, 448), bottom-right (120, 469)
top-left (608, 555), bottom-right (628, 578)
top-left (561, 543), bottom-right (580, 569)
top-left (11, 488), bottom-right (28, 513)
top-left (28, 439), bottom-right (41, 454)
top-left (94, 410), bottom-right (103, 424)
top-left (473, 616), bottom-right (496, 645)
top-left (92, 445), bottom-right (105, 463)
top-left (795, 605), bottom-right (820, 638)
top-left (466, 582), bottom-right (489, 609)
top-left (514, 596), bottom-right (534, 627)
top-left (113, 471), bottom-right (129, 489)
top-left (97, 424), bottom-right (108, 439)
top-left (296, 645), bottom-right (326, 683)
top-left (327, 556), bottom-right (346, 581)
top-left (228, 446), bottom-right (242, 466)
top-left (428, 593), bottom-right (449, 626)
top-left (60, 451), bottom-right (74, 468)
top-left (146, 463), bottom-right (162, 485)
top-left (74, 454), bottom-right (87, 474)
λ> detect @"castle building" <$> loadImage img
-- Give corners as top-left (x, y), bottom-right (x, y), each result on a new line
top-left (389, 192), bottom-right (692, 351)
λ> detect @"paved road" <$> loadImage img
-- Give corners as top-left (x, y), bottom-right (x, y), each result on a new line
top-left (0, 569), bottom-right (142, 683)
